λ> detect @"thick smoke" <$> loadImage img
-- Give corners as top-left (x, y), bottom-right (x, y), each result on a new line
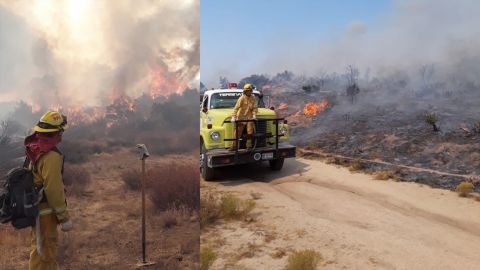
top-left (0, 0), bottom-right (199, 109)
top-left (205, 0), bottom-right (480, 87)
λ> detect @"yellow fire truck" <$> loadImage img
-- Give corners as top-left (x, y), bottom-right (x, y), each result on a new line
top-left (200, 84), bottom-right (296, 180)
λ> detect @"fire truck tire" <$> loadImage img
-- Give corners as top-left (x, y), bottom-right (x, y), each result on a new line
top-left (269, 158), bottom-right (284, 171)
top-left (201, 141), bottom-right (215, 181)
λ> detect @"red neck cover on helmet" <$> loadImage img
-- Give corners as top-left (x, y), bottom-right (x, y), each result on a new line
top-left (24, 132), bottom-right (62, 163)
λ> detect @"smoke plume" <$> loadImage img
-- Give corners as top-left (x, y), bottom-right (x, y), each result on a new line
top-left (0, 0), bottom-right (199, 110)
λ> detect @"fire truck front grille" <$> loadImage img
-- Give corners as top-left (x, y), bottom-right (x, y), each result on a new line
top-left (255, 119), bottom-right (267, 147)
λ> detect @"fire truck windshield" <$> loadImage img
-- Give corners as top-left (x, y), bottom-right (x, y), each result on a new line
top-left (209, 92), bottom-right (265, 109)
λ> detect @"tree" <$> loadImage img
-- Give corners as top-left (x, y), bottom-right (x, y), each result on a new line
top-left (218, 76), bottom-right (229, 89)
top-left (345, 65), bottom-right (360, 102)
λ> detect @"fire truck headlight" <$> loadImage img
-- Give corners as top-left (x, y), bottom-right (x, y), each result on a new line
top-left (210, 131), bottom-right (220, 141)
top-left (280, 127), bottom-right (287, 135)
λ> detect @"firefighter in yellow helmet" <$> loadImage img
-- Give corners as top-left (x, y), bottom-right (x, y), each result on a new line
top-left (230, 83), bottom-right (258, 151)
top-left (24, 111), bottom-right (72, 270)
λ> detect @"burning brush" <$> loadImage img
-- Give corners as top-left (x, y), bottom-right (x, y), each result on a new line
top-left (303, 98), bottom-right (329, 117)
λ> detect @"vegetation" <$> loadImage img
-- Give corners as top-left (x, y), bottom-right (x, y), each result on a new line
top-left (121, 169), bottom-right (142, 191)
top-left (349, 159), bottom-right (365, 171)
top-left (200, 192), bottom-right (256, 228)
top-left (284, 249), bottom-right (322, 270)
top-left (424, 112), bottom-right (439, 131)
top-left (472, 120), bottom-right (480, 134)
top-left (200, 247), bottom-right (217, 270)
top-left (375, 170), bottom-right (394, 180)
top-left (121, 160), bottom-right (199, 211)
top-left (147, 160), bottom-right (199, 211)
top-left (220, 194), bottom-right (256, 220)
top-left (456, 181), bottom-right (474, 197)
top-left (200, 192), bottom-right (221, 228)
top-left (63, 164), bottom-right (91, 196)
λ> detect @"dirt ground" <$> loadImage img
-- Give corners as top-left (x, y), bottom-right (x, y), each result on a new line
top-left (1, 150), bottom-right (199, 270)
top-left (201, 158), bottom-right (480, 270)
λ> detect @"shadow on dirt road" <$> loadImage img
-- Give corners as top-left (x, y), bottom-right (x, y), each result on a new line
top-left (210, 158), bottom-right (309, 186)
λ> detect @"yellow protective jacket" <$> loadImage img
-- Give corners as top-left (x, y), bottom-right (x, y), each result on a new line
top-left (32, 151), bottom-right (70, 223)
top-left (232, 94), bottom-right (258, 120)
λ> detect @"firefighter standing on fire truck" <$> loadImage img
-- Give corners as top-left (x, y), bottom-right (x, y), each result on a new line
top-left (230, 83), bottom-right (258, 151)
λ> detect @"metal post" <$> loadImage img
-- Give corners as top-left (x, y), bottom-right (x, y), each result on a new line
top-left (141, 158), bottom-right (146, 263)
top-left (135, 144), bottom-right (155, 268)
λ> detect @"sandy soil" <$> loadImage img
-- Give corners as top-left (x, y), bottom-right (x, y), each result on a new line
top-left (1, 150), bottom-right (199, 270)
top-left (201, 158), bottom-right (480, 270)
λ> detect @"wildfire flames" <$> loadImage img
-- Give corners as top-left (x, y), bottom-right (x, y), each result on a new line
top-left (278, 103), bottom-right (289, 110)
top-left (303, 98), bottom-right (329, 117)
top-left (149, 63), bottom-right (188, 99)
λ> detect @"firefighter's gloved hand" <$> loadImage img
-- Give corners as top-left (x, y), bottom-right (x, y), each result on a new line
top-left (61, 219), bottom-right (73, 232)
top-left (231, 116), bottom-right (236, 123)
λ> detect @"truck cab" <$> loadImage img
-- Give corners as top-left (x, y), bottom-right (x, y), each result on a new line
top-left (200, 85), bottom-right (296, 180)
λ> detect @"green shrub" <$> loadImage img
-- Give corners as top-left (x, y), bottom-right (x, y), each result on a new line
top-left (285, 249), bottom-right (322, 270)
top-left (200, 247), bottom-right (217, 270)
top-left (456, 181), bottom-right (474, 197)
top-left (424, 112), bottom-right (439, 131)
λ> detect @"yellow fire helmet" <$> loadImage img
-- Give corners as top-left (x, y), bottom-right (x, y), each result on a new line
top-left (34, 111), bottom-right (69, 133)
top-left (243, 83), bottom-right (254, 92)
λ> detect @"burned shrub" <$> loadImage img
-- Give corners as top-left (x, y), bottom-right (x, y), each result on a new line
top-left (63, 164), bottom-right (91, 196)
top-left (346, 83), bottom-right (360, 102)
top-left (424, 112), bottom-right (439, 131)
top-left (147, 160), bottom-right (199, 211)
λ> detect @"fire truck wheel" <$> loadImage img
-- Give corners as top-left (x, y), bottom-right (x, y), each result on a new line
top-left (269, 158), bottom-right (284, 171)
top-left (201, 141), bottom-right (215, 181)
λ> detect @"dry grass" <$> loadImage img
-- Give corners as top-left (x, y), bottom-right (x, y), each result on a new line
top-left (160, 208), bottom-right (180, 229)
top-left (200, 192), bottom-right (221, 228)
top-left (0, 227), bottom-right (30, 269)
top-left (285, 249), bottom-right (323, 270)
top-left (220, 194), bottom-right (256, 220)
top-left (349, 159), bottom-right (365, 171)
top-left (375, 170), bottom-right (394, 180)
top-left (200, 192), bottom-right (256, 228)
top-left (63, 164), bottom-right (91, 196)
top-left (147, 160), bottom-right (199, 211)
top-left (120, 168), bottom-right (141, 191)
top-left (456, 182), bottom-right (474, 197)
top-left (237, 242), bottom-right (261, 260)
top-left (271, 248), bottom-right (287, 259)
top-left (200, 247), bottom-right (217, 270)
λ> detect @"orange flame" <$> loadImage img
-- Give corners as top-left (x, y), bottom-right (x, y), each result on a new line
top-left (149, 63), bottom-right (187, 99)
top-left (303, 98), bottom-right (329, 117)
top-left (278, 103), bottom-right (289, 110)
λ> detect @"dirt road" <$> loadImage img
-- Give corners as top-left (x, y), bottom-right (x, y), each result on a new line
top-left (202, 158), bottom-right (480, 270)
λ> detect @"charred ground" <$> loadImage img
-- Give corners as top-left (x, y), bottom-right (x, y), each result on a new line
top-left (212, 67), bottom-right (480, 191)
